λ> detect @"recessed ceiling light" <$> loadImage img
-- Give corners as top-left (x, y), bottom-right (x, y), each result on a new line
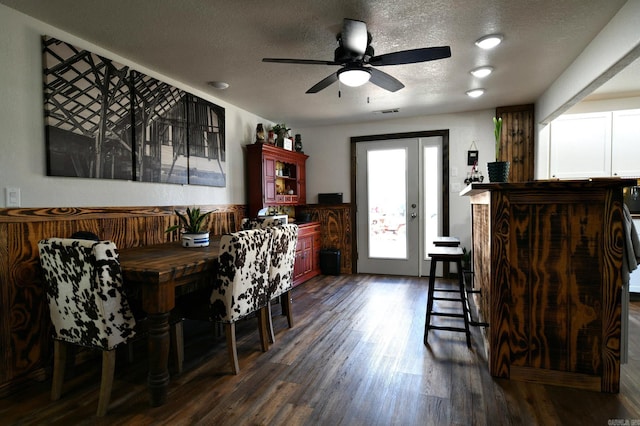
top-left (207, 81), bottom-right (229, 90)
top-left (466, 89), bottom-right (485, 98)
top-left (470, 66), bottom-right (494, 78)
top-left (475, 34), bottom-right (503, 50)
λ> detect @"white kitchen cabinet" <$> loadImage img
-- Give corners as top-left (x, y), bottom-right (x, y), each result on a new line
top-left (549, 112), bottom-right (611, 178)
top-left (612, 109), bottom-right (640, 177)
top-left (550, 109), bottom-right (640, 179)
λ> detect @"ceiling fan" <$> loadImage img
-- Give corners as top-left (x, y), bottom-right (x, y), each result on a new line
top-left (262, 18), bottom-right (451, 94)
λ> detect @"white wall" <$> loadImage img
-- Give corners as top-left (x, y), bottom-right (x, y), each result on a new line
top-left (534, 0), bottom-right (640, 179)
top-left (0, 4), bottom-right (266, 208)
top-left (296, 110), bottom-right (496, 249)
top-left (0, 3), bottom-right (498, 249)
top-left (535, 0), bottom-right (640, 125)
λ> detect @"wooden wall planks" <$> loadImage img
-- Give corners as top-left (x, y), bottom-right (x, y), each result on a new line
top-left (298, 204), bottom-right (353, 275)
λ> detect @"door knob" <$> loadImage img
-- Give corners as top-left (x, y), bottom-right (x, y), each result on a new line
top-left (411, 212), bottom-right (417, 218)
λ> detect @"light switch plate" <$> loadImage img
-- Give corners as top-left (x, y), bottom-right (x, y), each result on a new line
top-left (6, 187), bottom-right (21, 207)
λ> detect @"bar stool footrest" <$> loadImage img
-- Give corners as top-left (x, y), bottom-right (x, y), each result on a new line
top-left (430, 312), bottom-right (465, 318)
top-left (427, 325), bottom-right (469, 333)
top-left (433, 296), bottom-right (465, 302)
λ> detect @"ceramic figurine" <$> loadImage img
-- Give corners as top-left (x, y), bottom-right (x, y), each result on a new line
top-left (295, 134), bottom-right (303, 152)
top-left (256, 123), bottom-right (265, 143)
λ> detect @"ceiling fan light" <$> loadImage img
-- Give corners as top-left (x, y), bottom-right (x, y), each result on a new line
top-left (338, 68), bottom-right (371, 87)
top-left (466, 88), bottom-right (485, 98)
top-left (470, 66), bottom-right (494, 78)
top-left (475, 34), bottom-right (503, 50)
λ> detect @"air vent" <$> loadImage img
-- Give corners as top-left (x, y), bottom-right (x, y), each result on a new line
top-left (377, 108), bottom-right (399, 114)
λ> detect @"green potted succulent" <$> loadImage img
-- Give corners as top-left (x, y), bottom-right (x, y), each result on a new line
top-left (487, 116), bottom-right (510, 182)
top-left (166, 207), bottom-right (215, 247)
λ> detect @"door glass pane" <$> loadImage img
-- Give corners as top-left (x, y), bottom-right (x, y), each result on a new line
top-left (423, 145), bottom-right (439, 258)
top-left (367, 149), bottom-right (407, 259)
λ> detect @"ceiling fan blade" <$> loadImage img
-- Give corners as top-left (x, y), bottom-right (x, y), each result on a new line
top-left (369, 68), bottom-right (405, 92)
top-left (306, 72), bottom-right (339, 93)
top-left (341, 19), bottom-right (368, 55)
top-left (369, 46), bottom-right (451, 66)
top-left (263, 58), bottom-right (340, 65)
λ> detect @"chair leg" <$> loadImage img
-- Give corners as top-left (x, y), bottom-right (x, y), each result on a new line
top-left (51, 340), bottom-right (67, 401)
top-left (257, 306), bottom-right (270, 352)
top-left (126, 343), bottom-right (135, 364)
top-left (225, 323), bottom-right (240, 375)
top-left (281, 291), bottom-right (294, 328)
top-left (424, 259), bottom-right (438, 345)
top-left (170, 320), bottom-right (184, 374)
top-left (267, 303), bottom-right (276, 344)
top-left (96, 349), bottom-right (116, 417)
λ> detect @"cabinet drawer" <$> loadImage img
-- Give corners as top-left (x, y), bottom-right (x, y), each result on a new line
top-left (275, 194), bottom-right (298, 203)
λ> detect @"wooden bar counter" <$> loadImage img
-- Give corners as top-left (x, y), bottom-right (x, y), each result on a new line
top-left (461, 178), bottom-right (635, 393)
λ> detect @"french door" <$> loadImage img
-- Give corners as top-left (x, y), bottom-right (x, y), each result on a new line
top-left (355, 137), bottom-right (443, 276)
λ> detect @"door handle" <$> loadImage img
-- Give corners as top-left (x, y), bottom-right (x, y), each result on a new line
top-left (411, 213), bottom-right (417, 218)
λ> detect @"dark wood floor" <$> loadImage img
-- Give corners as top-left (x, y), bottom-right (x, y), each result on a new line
top-left (2, 274), bottom-right (640, 425)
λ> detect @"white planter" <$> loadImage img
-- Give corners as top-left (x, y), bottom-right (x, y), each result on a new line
top-left (181, 232), bottom-right (210, 247)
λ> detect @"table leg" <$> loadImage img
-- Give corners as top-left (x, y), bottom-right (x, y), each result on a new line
top-left (147, 311), bottom-right (170, 406)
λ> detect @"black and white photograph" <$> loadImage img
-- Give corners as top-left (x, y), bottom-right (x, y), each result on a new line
top-left (42, 36), bottom-right (134, 181)
top-left (131, 72), bottom-right (189, 185)
top-left (42, 36), bottom-right (226, 187)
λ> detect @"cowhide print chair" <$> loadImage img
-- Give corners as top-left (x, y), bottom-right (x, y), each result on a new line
top-left (38, 238), bottom-right (137, 417)
top-left (241, 216), bottom-right (286, 230)
top-left (266, 224), bottom-right (299, 343)
top-left (209, 228), bottom-right (273, 374)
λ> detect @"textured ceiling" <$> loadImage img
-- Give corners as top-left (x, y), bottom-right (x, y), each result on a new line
top-left (0, 0), bottom-right (634, 127)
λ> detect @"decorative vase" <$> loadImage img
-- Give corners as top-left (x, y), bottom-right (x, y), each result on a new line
top-left (255, 123), bottom-right (265, 143)
top-left (181, 232), bottom-right (210, 247)
top-left (276, 131), bottom-right (286, 148)
top-left (487, 161), bottom-right (510, 183)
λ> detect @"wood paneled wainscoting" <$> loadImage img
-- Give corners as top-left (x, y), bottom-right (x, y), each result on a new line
top-left (0, 204), bottom-right (245, 397)
top-left (297, 203), bottom-right (353, 275)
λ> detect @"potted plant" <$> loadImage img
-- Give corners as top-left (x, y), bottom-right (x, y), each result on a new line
top-left (271, 123), bottom-right (290, 148)
top-left (487, 116), bottom-right (510, 182)
top-left (166, 207), bottom-right (215, 247)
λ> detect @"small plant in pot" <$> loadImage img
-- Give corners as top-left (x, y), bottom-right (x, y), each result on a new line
top-left (166, 207), bottom-right (215, 247)
top-left (271, 123), bottom-right (290, 148)
top-left (487, 116), bottom-right (510, 182)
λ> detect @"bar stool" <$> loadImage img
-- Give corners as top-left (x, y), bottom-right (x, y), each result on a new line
top-left (424, 245), bottom-right (472, 348)
top-left (433, 236), bottom-right (460, 247)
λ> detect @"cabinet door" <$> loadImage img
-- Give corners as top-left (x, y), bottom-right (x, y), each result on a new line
top-left (264, 156), bottom-right (277, 203)
top-left (549, 112), bottom-right (611, 179)
top-left (611, 109), bottom-right (640, 177)
top-left (293, 235), bottom-right (311, 281)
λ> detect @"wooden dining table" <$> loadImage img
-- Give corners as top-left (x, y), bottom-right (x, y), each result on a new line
top-left (118, 238), bottom-right (221, 407)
